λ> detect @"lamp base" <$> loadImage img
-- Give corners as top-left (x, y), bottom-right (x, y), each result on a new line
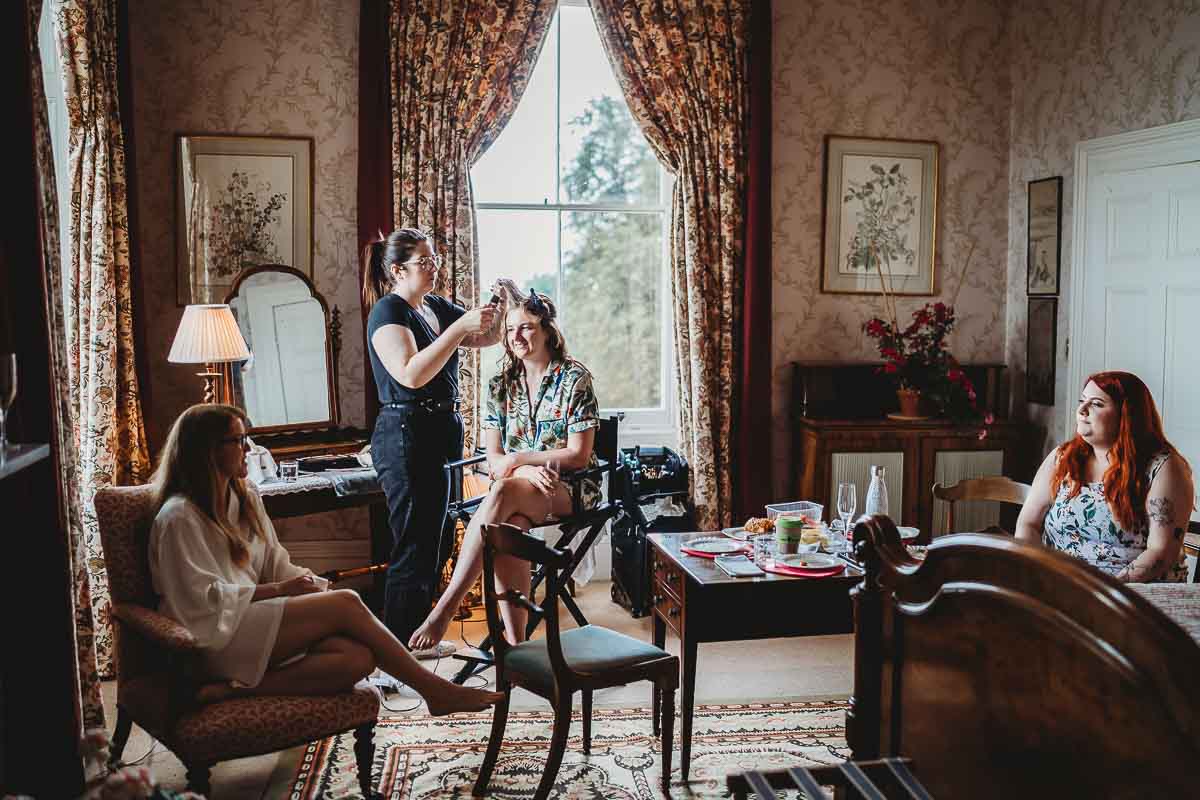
top-left (197, 365), bottom-right (222, 404)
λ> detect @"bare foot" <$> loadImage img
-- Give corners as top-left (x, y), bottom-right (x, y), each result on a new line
top-left (408, 608), bottom-right (453, 651)
top-left (424, 684), bottom-right (505, 717)
top-left (196, 681), bottom-right (236, 705)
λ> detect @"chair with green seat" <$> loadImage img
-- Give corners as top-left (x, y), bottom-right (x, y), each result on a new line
top-left (472, 522), bottom-right (678, 799)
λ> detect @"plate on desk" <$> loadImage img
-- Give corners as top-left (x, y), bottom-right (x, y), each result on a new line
top-left (682, 537), bottom-right (745, 556)
top-left (776, 553), bottom-right (840, 571)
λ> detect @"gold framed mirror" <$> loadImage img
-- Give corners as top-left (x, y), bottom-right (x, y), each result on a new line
top-left (223, 265), bottom-right (340, 434)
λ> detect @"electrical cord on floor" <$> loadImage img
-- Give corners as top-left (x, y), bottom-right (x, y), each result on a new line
top-left (114, 738), bottom-right (158, 768)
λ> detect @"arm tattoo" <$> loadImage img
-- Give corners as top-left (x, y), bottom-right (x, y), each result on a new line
top-left (1117, 557), bottom-right (1166, 583)
top-left (1148, 497), bottom-right (1175, 525)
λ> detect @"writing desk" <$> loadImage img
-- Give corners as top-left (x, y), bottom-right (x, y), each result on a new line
top-left (648, 532), bottom-right (862, 782)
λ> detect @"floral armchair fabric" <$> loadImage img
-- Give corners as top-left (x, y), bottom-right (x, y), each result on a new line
top-left (94, 485), bottom-right (380, 797)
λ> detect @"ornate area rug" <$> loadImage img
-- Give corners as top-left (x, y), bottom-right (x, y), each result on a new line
top-left (277, 700), bottom-right (849, 798)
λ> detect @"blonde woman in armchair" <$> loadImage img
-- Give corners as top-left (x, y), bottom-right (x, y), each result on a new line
top-left (148, 403), bottom-right (502, 713)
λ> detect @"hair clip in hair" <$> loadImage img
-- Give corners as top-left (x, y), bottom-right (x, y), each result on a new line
top-left (527, 288), bottom-right (553, 319)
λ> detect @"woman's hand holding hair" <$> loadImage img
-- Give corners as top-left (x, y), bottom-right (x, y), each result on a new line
top-left (455, 304), bottom-right (498, 337)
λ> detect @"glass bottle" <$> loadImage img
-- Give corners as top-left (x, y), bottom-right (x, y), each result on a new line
top-left (863, 465), bottom-right (889, 518)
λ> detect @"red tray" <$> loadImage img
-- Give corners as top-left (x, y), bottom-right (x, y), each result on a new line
top-left (761, 561), bottom-right (845, 578)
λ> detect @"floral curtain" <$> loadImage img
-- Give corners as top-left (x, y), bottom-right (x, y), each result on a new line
top-left (53, 0), bottom-right (153, 680)
top-left (389, 0), bottom-right (556, 452)
top-left (590, 0), bottom-right (751, 529)
top-left (26, 0), bottom-right (102, 730)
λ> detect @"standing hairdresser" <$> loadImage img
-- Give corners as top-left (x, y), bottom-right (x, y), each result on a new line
top-left (362, 228), bottom-right (504, 650)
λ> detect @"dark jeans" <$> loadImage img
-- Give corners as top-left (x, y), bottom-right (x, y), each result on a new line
top-left (371, 406), bottom-right (464, 644)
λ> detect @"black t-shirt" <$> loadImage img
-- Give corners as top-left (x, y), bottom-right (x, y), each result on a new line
top-left (366, 293), bottom-right (466, 405)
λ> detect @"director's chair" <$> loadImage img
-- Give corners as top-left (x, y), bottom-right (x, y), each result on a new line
top-left (445, 415), bottom-right (626, 684)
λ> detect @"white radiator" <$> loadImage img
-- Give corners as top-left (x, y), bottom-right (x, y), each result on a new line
top-left (931, 450), bottom-right (1005, 536)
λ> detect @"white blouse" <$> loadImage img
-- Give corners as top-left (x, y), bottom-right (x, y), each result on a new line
top-left (149, 489), bottom-right (322, 686)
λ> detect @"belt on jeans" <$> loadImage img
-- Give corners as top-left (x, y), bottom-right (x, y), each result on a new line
top-left (382, 397), bottom-right (460, 414)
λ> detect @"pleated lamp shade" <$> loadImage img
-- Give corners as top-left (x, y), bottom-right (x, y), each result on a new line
top-left (167, 304), bottom-right (251, 364)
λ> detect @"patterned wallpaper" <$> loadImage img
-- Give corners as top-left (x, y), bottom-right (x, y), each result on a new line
top-left (127, 0), bottom-right (366, 543)
top-left (1005, 0), bottom-right (1200, 455)
top-left (770, 0), bottom-right (1012, 496)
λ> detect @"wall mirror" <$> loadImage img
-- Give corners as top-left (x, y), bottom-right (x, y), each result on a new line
top-left (224, 265), bottom-right (340, 433)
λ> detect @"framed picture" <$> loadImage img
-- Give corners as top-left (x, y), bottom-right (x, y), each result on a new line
top-left (176, 134), bottom-right (313, 305)
top-left (1026, 176), bottom-right (1062, 296)
top-left (821, 135), bottom-right (939, 295)
top-left (1026, 297), bottom-right (1057, 405)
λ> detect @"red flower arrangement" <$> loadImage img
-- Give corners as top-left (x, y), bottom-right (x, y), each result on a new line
top-left (862, 244), bottom-right (993, 436)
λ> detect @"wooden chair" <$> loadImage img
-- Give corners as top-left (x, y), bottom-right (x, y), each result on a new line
top-left (448, 415), bottom-right (626, 683)
top-left (95, 485), bottom-right (381, 797)
top-left (930, 476), bottom-right (1031, 535)
top-left (472, 523), bottom-right (678, 799)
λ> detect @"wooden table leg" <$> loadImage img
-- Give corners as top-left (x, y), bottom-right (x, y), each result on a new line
top-left (652, 613), bottom-right (666, 737)
top-left (680, 635), bottom-right (697, 782)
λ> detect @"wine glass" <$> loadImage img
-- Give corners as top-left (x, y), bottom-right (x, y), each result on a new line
top-left (837, 482), bottom-right (857, 545)
top-left (0, 353), bottom-right (16, 456)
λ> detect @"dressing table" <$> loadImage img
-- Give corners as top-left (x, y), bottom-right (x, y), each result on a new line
top-left (222, 266), bottom-right (385, 590)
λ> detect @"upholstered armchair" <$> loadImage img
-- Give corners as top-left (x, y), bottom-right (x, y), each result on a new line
top-left (95, 484), bottom-right (381, 797)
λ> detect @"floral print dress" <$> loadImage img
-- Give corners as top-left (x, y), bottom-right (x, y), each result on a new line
top-left (483, 358), bottom-right (602, 510)
top-left (1043, 452), bottom-right (1188, 582)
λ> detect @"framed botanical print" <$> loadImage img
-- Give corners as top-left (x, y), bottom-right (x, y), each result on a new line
top-left (1026, 297), bottom-right (1057, 405)
top-left (176, 134), bottom-right (313, 305)
top-left (1026, 176), bottom-right (1062, 296)
top-left (821, 135), bottom-right (939, 295)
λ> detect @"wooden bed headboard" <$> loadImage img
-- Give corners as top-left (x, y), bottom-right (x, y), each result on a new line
top-left (848, 515), bottom-right (1200, 798)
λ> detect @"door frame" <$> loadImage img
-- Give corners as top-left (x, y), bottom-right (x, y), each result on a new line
top-left (1067, 117), bottom-right (1200, 441)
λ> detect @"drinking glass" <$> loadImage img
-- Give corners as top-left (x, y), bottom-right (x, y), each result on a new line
top-left (752, 534), bottom-right (776, 567)
top-left (0, 354), bottom-right (16, 455)
top-left (279, 460), bottom-right (299, 482)
top-left (837, 482), bottom-right (857, 543)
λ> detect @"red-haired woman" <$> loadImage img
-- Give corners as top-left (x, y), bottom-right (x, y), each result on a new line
top-left (1016, 371), bottom-right (1195, 582)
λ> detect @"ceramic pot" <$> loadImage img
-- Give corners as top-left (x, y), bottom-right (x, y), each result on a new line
top-left (897, 388), bottom-right (922, 417)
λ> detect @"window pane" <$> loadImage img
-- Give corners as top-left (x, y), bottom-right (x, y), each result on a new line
top-left (475, 209), bottom-right (558, 396)
top-left (561, 211), bottom-right (662, 410)
top-left (559, 5), bottom-right (660, 205)
top-left (472, 17), bottom-right (558, 204)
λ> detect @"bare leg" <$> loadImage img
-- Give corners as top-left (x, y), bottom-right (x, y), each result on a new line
top-left (197, 635), bottom-right (375, 703)
top-left (409, 478), bottom-right (572, 650)
top-left (264, 589), bottom-right (502, 716)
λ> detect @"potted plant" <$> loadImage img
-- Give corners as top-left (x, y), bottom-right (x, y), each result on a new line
top-left (862, 243), bottom-right (993, 434)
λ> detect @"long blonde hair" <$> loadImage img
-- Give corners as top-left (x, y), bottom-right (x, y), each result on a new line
top-left (151, 403), bottom-right (267, 566)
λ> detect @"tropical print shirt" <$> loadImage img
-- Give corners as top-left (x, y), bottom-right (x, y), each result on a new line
top-left (1043, 451), bottom-right (1188, 582)
top-left (483, 357), bottom-right (602, 510)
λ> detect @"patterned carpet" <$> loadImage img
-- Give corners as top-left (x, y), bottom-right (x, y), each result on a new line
top-left (277, 700), bottom-right (850, 798)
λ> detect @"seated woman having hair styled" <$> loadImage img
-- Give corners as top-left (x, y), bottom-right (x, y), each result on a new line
top-left (149, 403), bottom-right (502, 712)
top-left (408, 290), bottom-right (602, 651)
top-left (1015, 371), bottom-right (1195, 582)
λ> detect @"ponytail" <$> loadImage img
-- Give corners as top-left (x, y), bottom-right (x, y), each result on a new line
top-left (361, 238), bottom-right (388, 307)
top-left (361, 228), bottom-right (432, 307)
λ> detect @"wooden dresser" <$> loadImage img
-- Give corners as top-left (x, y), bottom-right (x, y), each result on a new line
top-left (791, 362), bottom-right (1039, 540)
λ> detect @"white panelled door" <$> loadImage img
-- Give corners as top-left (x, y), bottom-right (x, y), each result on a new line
top-left (1079, 158), bottom-right (1200, 513)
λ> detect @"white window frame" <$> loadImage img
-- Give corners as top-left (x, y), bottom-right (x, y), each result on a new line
top-left (474, 0), bottom-right (677, 448)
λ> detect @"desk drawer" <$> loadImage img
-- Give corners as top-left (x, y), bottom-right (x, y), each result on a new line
top-left (653, 589), bottom-right (683, 635)
top-left (652, 551), bottom-right (685, 602)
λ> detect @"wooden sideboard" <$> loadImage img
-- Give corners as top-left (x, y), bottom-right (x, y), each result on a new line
top-left (791, 362), bottom-right (1038, 540)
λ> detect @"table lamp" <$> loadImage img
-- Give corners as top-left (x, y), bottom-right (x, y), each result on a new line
top-left (167, 304), bottom-right (251, 404)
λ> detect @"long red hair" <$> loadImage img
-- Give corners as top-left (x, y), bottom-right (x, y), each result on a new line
top-left (1051, 371), bottom-right (1183, 531)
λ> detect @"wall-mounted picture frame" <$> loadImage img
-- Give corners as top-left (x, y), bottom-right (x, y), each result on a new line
top-left (176, 134), bottom-right (313, 305)
top-left (821, 135), bottom-right (938, 295)
top-left (1026, 176), bottom-right (1062, 296)
top-left (1026, 297), bottom-right (1057, 405)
